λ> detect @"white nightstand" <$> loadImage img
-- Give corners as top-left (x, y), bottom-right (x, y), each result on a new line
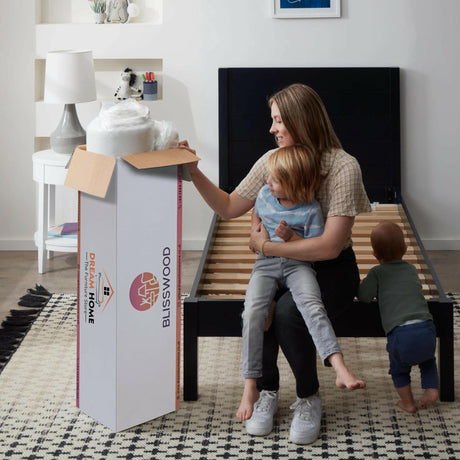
top-left (33, 149), bottom-right (77, 274)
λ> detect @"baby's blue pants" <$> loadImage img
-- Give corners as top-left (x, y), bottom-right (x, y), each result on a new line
top-left (387, 320), bottom-right (438, 389)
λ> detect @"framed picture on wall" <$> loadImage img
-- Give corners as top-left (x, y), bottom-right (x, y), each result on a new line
top-left (271, 0), bottom-right (341, 18)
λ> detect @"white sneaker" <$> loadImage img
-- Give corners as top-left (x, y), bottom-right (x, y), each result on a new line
top-left (289, 393), bottom-right (322, 444)
top-left (245, 390), bottom-right (278, 436)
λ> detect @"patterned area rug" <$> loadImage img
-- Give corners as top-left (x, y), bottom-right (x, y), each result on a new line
top-left (0, 294), bottom-right (459, 459)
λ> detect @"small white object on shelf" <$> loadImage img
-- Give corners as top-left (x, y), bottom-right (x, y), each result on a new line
top-left (127, 0), bottom-right (140, 22)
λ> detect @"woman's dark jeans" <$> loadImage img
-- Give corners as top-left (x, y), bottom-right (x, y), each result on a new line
top-left (257, 247), bottom-right (360, 398)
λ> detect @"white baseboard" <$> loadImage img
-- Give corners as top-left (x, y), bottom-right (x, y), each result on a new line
top-left (2, 238), bottom-right (459, 252)
top-left (422, 239), bottom-right (460, 250)
top-left (0, 239), bottom-right (207, 252)
top-left (0, 240), bottom-right (37, 251)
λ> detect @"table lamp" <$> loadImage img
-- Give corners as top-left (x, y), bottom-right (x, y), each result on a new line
top-left (44, 50), bottom-right (97, 154)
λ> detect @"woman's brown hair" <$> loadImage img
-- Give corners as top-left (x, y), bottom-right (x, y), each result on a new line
top-left (267, 144), bottom-right (320, 204)
top-left (269, 83), bottom-right (342, 158)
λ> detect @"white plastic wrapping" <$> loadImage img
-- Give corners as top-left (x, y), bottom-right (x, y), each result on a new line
top-left (86, 100), bottom-right (179, 158)
top-left (99, 99), bottom-right (151, 130)
top-left (152, 120), bottom-right (180, 151)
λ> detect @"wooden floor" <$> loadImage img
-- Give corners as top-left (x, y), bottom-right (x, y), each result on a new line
top-left (0, 249), bottom-right (458, 325)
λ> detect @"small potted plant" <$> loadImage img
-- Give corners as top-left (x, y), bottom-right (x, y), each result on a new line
top-left (89, 0), bottom-right (107, 24)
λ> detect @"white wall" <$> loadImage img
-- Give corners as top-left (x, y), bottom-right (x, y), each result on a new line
top-left (1, 0), bottom-right (459, 251)
top-left (0, 2), bottom-right (36, 249)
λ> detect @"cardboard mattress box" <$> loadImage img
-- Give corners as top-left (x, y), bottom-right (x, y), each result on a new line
top-left (65, 146), bottom-right (198, 431)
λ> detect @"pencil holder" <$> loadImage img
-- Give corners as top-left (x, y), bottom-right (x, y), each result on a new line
top-left (143, 81), bottom-right (158, 101)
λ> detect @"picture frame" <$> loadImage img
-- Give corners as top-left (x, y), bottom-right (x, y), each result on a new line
top-left (271, 0), bottom-right (341, 19)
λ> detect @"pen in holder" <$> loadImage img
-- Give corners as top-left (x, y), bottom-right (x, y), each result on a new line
top-left (143, 80), bottom-right (158, 101)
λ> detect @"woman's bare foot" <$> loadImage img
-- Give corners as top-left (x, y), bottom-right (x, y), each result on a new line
top-left (397, 400), bottom-right (417, 414)
top-left (418, 388), bottom-right (439, 409)
top-left (335, 367), bottom-right (366, 390)
top-left (328, 353), bottom-right (366, 390)
top-left (237, 379), bottom-right (260, 421)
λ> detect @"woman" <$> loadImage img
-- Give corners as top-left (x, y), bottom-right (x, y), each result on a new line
top-left (179, 83), bottom-right (371, 445)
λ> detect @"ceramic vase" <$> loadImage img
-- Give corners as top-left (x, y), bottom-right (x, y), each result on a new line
top-left (94, 12), bottom-right (107, 24)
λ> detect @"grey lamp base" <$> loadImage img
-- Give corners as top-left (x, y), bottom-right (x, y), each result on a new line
top-left (50, 104), bottom-right (86, 154)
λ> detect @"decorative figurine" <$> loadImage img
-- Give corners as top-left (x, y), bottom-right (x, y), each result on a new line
top-left (114, 68), bottom-right (143, 100)
top-left (107, 0), bottom-right (129, 23)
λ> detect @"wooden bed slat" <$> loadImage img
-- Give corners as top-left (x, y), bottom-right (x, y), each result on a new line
top-left (210, 244), bottom-right (421, 255)
top-left (203, 263), bottom-right (254, 273)
top-left (197, 204), bottom-right (438, 299)
top-left (198, 283), bottom-right (437, 297)
top-left (205, 253), bottom-right (424, 265)
top-left (201, 269), bottom-right (436, 284)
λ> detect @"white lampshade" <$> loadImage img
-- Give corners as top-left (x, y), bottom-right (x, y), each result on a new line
top-left (44, 50), bottom-right (96, 104)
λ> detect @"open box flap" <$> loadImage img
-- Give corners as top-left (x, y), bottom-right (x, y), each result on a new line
top-left (65, 146), bottom-right (116, 199)
top-left (122, 148), bottom-right (200, 170)
top-left (65, 146), bottom-right (199, 198)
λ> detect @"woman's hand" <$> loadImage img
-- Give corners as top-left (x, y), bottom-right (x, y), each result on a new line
top-left (178, 140), bottom-right (199, 173)
top-left (249, 221), bottom-right (270, 253)
top-left (178, 139), bottom-right (194, 152)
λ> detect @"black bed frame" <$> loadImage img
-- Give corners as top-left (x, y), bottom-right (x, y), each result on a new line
top-left (183, 67), bottom-right (454, 402)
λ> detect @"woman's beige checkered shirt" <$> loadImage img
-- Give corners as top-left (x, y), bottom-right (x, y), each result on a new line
top-left (235, 148), bottom-right (371, 249)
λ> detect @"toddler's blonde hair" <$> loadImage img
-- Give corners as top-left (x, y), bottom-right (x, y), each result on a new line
top-left (267, 144), bottom-right (320, 204)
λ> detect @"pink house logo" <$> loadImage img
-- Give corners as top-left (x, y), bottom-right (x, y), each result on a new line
top-left (129, 272), bottom-right (160, 311)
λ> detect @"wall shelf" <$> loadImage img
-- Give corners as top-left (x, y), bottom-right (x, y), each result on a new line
top-left (35, 24), bottom-right (165, 58)
top-left (36, 0), bottom-right (162, 25)
top-left (35, 0), bottom-right (164, 145)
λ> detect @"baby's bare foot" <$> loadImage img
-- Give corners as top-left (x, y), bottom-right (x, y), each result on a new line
top-left (236, 385), bottom-right (260, 421)
top-left (418, 388), bottom-right (439, 409)
top-left (397, 400), bottom-right (417, 414)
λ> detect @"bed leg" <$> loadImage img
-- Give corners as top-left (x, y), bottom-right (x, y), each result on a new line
top-left (437, 300), bottom-right (455, 402)
top-left (183, 299), bottom-right (199, 401)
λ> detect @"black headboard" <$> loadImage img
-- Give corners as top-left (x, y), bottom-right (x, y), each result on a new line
top-left (219, 67), bottom-right (400, 203)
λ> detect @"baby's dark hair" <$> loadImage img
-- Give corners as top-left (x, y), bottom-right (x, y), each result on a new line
top-left (267, 144), bottom-right (320, 204)
top-left (371, 221), bottom-right (407, 262)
